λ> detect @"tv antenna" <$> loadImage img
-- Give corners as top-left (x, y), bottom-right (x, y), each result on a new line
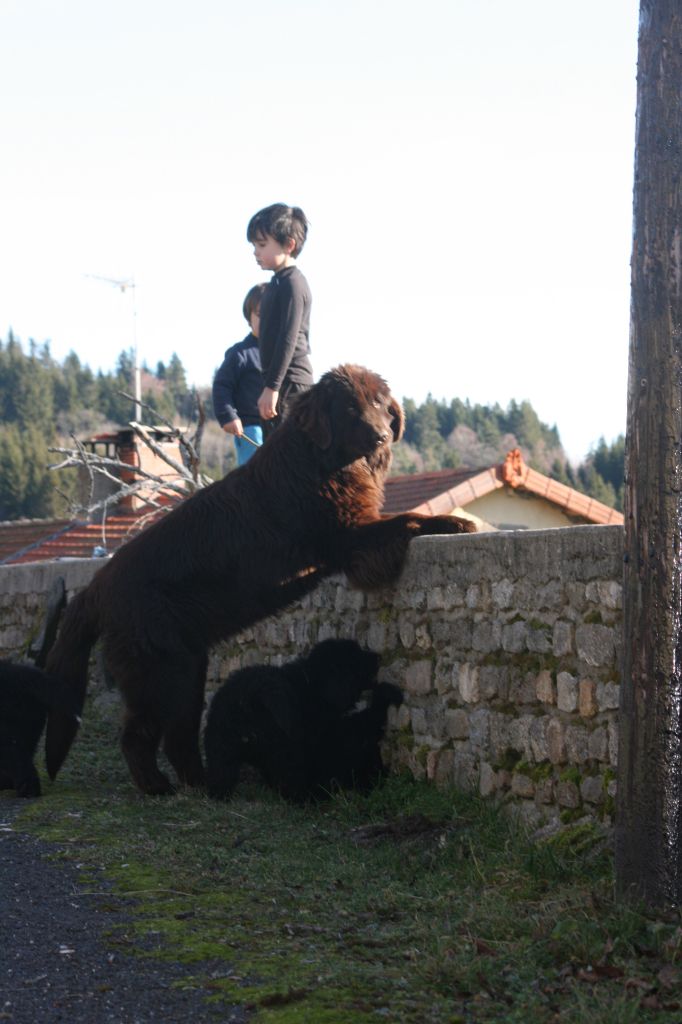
top-left (85, 274), bottom-right (141, 421)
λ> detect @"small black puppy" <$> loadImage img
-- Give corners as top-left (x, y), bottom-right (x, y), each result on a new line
top-left (311, 681), bottom-right (403, 795)
top-left (0, 577), bottom-right (79, 798)
top-left (204, 638), bottom-right (402, 802)
top-left (0, 661), bottom-right (80, 797)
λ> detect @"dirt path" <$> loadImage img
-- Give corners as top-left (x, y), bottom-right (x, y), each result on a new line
top-left (0, 797), bottom-right (248, 1024)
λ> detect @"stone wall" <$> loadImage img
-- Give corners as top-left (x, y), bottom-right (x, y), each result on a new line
top-left (0, 525), bottom-right (623, 826)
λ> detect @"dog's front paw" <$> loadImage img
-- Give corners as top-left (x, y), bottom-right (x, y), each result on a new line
top-left (418, 515), bottom-right (476, 535)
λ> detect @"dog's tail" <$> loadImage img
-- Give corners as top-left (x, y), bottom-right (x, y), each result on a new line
top-left (45, 584), bottom-right (100, 780)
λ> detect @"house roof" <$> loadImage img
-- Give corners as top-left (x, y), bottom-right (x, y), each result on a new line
top-left (0, 449), bottom-right (623, 566)
top-left (381, 467), bottom-right (480, 515)
top-left (0, 511), bottom-right (167, 565)
top-left (384, 449), bottom-right (624, 526)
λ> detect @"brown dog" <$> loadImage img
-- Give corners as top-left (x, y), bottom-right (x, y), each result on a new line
top-left (46, 364), bottom-right (475, 794)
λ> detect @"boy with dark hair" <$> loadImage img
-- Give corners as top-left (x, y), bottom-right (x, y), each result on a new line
top-left (212, 283), bottom-right (267, 467)
top-left (246, 203), bottom-right (314, 430)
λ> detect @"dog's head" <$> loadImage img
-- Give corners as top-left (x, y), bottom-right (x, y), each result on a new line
top-left (290, 364), bottom-right (404, 469)
top-left (305, 638), bottom-right (381, 714)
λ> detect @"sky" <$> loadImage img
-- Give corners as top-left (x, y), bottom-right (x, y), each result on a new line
top-left (1, 0), bottom-right (640, 464)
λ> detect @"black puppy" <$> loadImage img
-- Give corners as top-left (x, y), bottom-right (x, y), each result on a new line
top-left (0, 577), bottom-right (79, 798)
top-left (0, 662), bottom-right (80, 797)
top-left (204, 638), bottom-right (402, 802)
top-left (311, 681), bottom-right (403, 795)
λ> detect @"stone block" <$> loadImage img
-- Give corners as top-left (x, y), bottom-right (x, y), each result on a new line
top-left (398, 618), bottom-right (416, 649)
top-left (509, 672), bottom-right (538, 706)
top-left (538, 580), bottom-right (564, 609)
top-left (404, 660), bottom-right (433, 696)
top-left (511, 773), bottom-right (535, 798)
top-left (546, 719), bottom-right (567, 764)
top-left (534, 777), bottom-right (555, 804)
top-left (536, 670), bottom-right (556, 705)
top-left (488, 713), bottom-right (512, 761)
top-left (479, 761), bottom-right (498, 797)
top-left (508, 715), bottom-right (534, 760)
top-left (512, 580), bottom-right (535, 609)
top-left (565, 582), bottom-right (588, 613)
top-left (557, 671), bottom-right (578, 712)
top-left (529, 717), bottom-right (549, 761)
top-left (608, 719), bottom-right (619, 765)
top-left (502, 619), bottom-right (527, 653)
top-left (445, 708), bottom-right (470, 740)
top-left (556, 780), bottom-right (580, 808)
top-left (427, 586), bottom-right (446, 611)
top-left (424, 703), bottom-right (448, 740)
top-left (395, 705), bottom-right (411, 730)
top-left (432, 749), bottom-right (456, 788)
top-left (457, 663), bottom-right (480, 703)
top-left (565, 725), bottom-right (589, 763)
top-left (472, 618), bottom-right (502, 654)
top-left (588, 726), bottom-right (609, 762)
top-left (410, 707), bottom-right (427, 735)
top-left (576, 624), bottom-right (616, 668)
top-left (414, 624), bottom-right (432, 650)
top-left (366, 621), bottom-right (387, 651)
top-left (579, 678), bottom-right (598, 718)
top-left (526, 622), bottom-right (553, 654)
top-left (553, 621), bottom-right (573, 657)
top-left (479, 665), bottom-right (502, 701)
top-left (468, 708), bottom-right (490, 749)
top-left (580, 776), bottom-right (604, 805)
top-left (453, 749), bottom-right (478, 791)
top-left (586, 580), bottom-right (622, 610)
top-left (334, 587), bottom-right (366, 612)
top-left (597, 680), bottom-right (620, 711)
top-left (491, 579), bottom-right (514, 609)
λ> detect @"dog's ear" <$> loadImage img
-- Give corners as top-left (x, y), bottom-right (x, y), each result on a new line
top-left (291, 387), bottom-right (332, 449)
top-left (389, 396), bottom-right (404, 442)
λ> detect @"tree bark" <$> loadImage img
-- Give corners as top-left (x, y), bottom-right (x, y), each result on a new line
top-left (616, 0), bottom-right (682, 905)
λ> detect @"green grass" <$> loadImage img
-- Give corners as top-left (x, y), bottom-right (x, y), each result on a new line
top-left (15, 706), bottom-right (682, 1023)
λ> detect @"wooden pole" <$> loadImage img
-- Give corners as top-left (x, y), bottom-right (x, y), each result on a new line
top-left (616, 0), bottom-right (682, 905)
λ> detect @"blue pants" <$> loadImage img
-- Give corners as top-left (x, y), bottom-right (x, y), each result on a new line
top-left (234, 424), bottom-right (263, 466)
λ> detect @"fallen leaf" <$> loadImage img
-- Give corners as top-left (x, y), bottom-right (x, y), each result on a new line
top-left (658, 964), bottom-right (680, 990)
top-left (624, 976), bottom-right (653, 991)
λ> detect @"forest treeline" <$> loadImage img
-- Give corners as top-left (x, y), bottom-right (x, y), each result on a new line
top-left (0, 332), bottom-right (625, 521)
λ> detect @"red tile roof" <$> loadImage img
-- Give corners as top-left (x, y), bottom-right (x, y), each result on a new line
top-left (381, 467), bottom-right (479, 515)
top-left (0, 519), bottom-right (73, 564)
top-left (0, 450), bottom-right (623, 566)
top-left (384, 449), bottom-right (624, 527)
top-left (0, 511), bottom-right (168, 565)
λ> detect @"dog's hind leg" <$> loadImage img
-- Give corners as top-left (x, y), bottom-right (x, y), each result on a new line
top-left (120, 705), bottom-right (174, 796)
top-left (205, 745), bottom-right (241, 801)
top-left (14, 757), bottom-right (42, 798)
top-left (162, 653), bottom-right (207, 788)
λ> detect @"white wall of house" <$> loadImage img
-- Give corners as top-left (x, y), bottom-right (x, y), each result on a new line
top-left (466, 488), bottom-right (575, 531)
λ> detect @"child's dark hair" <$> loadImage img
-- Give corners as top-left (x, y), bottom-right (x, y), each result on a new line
top-left (242, 283), bottom-right (267, 323)
top-left (246, 204), bottom-right (309, 258)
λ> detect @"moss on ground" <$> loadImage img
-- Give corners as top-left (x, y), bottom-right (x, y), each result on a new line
top-left (13, 705), bottom-right (682, 1023)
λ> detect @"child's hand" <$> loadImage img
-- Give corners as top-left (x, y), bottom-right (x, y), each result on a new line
top-left (258, 388), bottom-right (279, 420)
top-left (223, 418), bottom-right (243, 436)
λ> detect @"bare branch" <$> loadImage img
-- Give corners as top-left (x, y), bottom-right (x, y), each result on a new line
top-left (47, 406), bottom-right (211, 527)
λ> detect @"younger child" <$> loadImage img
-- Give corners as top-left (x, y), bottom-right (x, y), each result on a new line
top-left (246, 203), bottom-right (314, 431)
top-left (212, 283), bottom-right (267, 467)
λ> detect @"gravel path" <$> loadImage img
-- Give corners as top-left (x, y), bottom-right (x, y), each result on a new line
top-left (0, 797), bottom-right (249, 1024)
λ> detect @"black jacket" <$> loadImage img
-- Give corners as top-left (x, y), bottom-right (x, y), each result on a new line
top-left (212, 333), bottom-right (263, 427)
